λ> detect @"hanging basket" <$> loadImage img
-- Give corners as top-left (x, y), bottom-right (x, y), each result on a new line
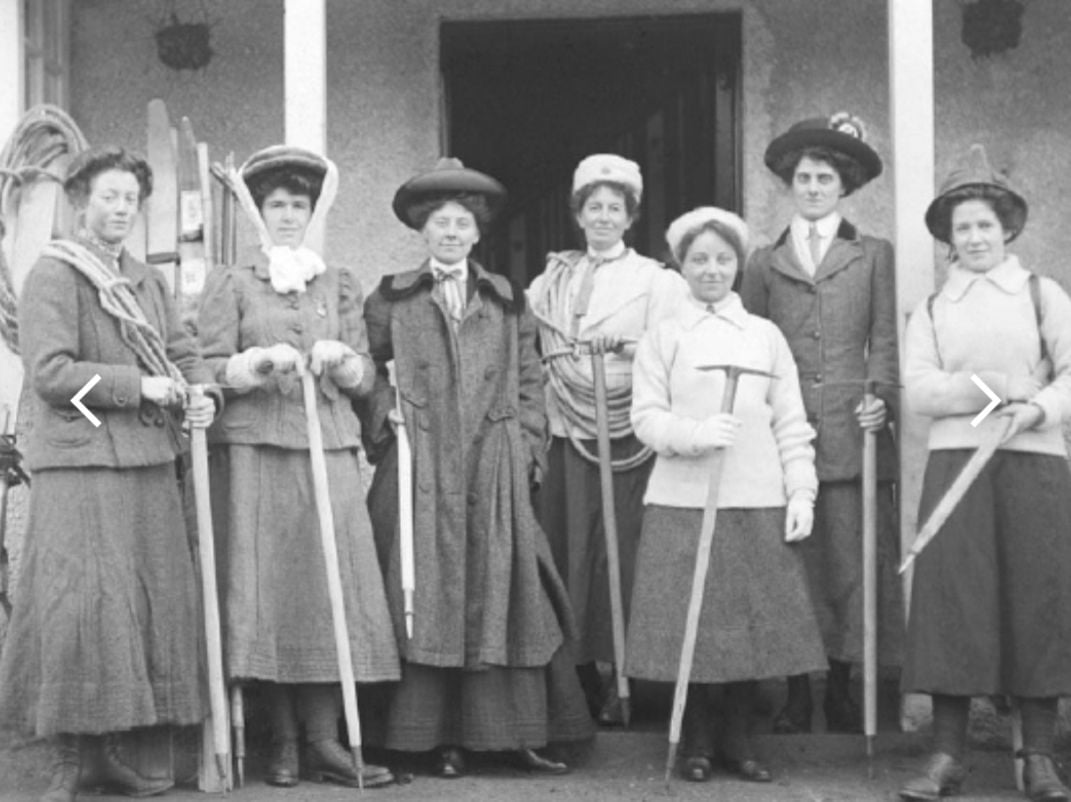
top-left (155, 15), bottom-right (214, 71)
top-left (961, 0), bottom-right (1026, 59)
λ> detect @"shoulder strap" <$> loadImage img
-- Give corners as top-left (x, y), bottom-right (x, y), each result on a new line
top-left (926, 291), bottom-right (943, 367)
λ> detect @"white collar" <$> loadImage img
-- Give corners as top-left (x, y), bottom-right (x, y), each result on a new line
top-left (941, 254), bottom-right (1029, 302)
top-left (791, 211), bottom-right (842, 240)
top-left (586, 240), bottom-right (627, 262)
top-left (682, 291), bottom-right (748, 330)
top-left (430, 256), bottom-right (469, 281)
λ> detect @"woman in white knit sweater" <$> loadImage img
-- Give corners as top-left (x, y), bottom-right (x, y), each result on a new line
top-left (625, 207), bottom-right (825, 783)
top-left (899, 146), bottom-right (1071, 802)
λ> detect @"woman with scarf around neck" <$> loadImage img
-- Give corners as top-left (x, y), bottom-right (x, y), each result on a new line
top-left (0, 146), bottom-right (217, 801)
top-left (626, 207), bottom-right (825, 783)
top-left (358, 158), bottom-right (593, 779)
top-left (526, 154), bottom-right (688, 724)
top-left (898, 146), bottom-right (1071, 802)
top-left (196, 146), bottom-right (399, 790)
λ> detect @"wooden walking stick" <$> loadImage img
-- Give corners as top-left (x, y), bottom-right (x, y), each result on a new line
top-left (394, 387), bottom-right (416, 639)
top-left (301, 368), bottom-right (366, 790)
top-left (188, 385), bottom-right (230, 790)
top-left (590, 350), bottom-right (631, 727)
top-left (861, 381), bottom-right (878, 777)
top-left (664, 364), bottom-right (772, 787)
top-left (229, 684), bottom-right (244, 788)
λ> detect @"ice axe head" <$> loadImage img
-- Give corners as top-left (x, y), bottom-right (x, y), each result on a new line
top-left (695, 364), bottom-right (775, 413)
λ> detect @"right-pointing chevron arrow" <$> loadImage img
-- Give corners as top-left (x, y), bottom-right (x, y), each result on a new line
top-left (970, 373), bottom-right (1000, 428)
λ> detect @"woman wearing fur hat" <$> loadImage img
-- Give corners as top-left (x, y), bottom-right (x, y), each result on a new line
top-left (898, 145), bottom-right (1071, 802)
top-left (196, 146), bottom-right (399, 789)
top-left (527, 154), bottom-right (688, 724)
top-left (358, 158), bottom-right (593, 778)
top-left (740, 113), bottom-right (902, 735)
top-left (0, 146), bottom-right (217, 801)
top-left (627, 207), bottom-right (824, 782)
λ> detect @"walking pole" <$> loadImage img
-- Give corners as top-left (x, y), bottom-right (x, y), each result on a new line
top-left (301, 367), bottom-right (365, 791)
top-left (188, 385), bottom-right (230, 789)
top-left (664, 364), bottom-right (772, 787)
top-left (590, 350), bottom-right (631, 727)
top-left (861, 382), bottom-right (878, 778)
top-left (230, 685), bottom-right (244, 788)
top-left (394, 387), bottom-right (416, 639)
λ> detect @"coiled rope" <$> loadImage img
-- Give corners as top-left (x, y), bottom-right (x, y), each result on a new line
top-left (529, 250), bottom-right (651, 472)
top-left (0, 104), bottom-right (89, 355)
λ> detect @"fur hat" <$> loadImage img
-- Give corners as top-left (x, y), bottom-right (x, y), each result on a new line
top-left (924, 144), bottom-right (1027, 244)
top-left (666, 206), bottom-right (749, 263)
top-left (392, 157), bottom-right (506, 229)
top-left (572, 154), bottom-right (643, 201)
top-left (764, 112), bottom-right (882, 189)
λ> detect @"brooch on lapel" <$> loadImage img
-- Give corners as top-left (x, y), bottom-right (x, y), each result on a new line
top-left (315, 299), bottom-right (328, 318)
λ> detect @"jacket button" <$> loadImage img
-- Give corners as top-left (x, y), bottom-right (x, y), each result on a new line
top-left (813, 331), bottom-right (821, 340)
top-left (484, 367), bottom-right (497, 380)
top-left (116, 396), bottom-right (127, 406)
top-left (814, 374), bottom-right (823, 383)
top-left (291, 322), bottom-right (304, 333)
top-left (468, 492), bottom-right (479, 505)
top-left (808, 285), bottom-right (817, 294)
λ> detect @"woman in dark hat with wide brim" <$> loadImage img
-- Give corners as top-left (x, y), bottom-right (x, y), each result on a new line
top-left (358, 158), bottom-right (594, 778)
top-left (196, 145), bottom-right (399, 789)
top-left (898, 145), bottom-right (1071, 802)
top-left (740, 112), bottom-right (903, 735)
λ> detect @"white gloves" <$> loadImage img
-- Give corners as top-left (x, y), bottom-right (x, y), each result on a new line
top-left (310, 340), bottom-right (364, 389)
top-left (784, 491), bottom-right (815, 542)
top-left (692, 413), bottom-right (741, 453)
top-left (224, 344), bottom-right (304, 392)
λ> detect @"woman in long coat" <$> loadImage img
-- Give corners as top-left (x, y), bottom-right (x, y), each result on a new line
top-left (740, 113), bottom-right (902, 734)
top-left (0, 146), bottom-right (216, 801)
top-left (627, 207), bottom-right (825, 783)
top-left (899, 146), bottom-right (1071, 802)
top-left (360, 158), bottom-right (593, 778)
top-left (527, 154), bottom-right (688, 723)
top-left (196, 146), bottom-right (399, 789)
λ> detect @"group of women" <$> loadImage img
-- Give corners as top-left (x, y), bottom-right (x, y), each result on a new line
top-left (1, 109), bottom-right (1070, 802)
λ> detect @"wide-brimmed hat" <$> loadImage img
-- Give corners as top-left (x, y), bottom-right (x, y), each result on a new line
top-left (572, 154), bottom-right (643, 202)
top-left (924, 144), bottom-right (1028, 244)
top-left (666, 206), bottom-right (749, 263)
top-left (392, 157), bottom-right (506, 229)
top-left (764, 112), bottom-right (882, 189)
top-left (240, 145), bottom-right (328, 201)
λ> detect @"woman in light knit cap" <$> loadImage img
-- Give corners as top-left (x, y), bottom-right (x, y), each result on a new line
top-left (626, 207), bottom-right (824, 783)
top-left (527, 153), bottom-right (688, 724)
top-left (898, 145), bottom-right (1071, 802)
top-left (197, 146), bottom-right (399, 789)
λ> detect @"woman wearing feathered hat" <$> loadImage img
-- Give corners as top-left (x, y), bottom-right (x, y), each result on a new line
top-left (627, 207), bottom-right (825, 782)
top-left (740, 113), bottom-right (902, 734)
top-left (196, 145), bottom-right (399, 789)
top-left (358, 158), bottom-right (593, 778)
top-left (526, 154), bottom-right (688, 724)
top-left (898, 145), bottom-right (1071, 802)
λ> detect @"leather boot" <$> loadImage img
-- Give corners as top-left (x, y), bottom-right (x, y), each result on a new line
top-left (303, 739), bottom-right (393, 788)
top-left (1021, 751), bottom-right (1071, 802)
top-left (899, 752), bottom-right (967, 801)
top-left (265, 739), bottom-right (299, 788)
top-left (95, 736), bottom-right (174, 797)
top-left (824, 660), bottom-right (862, 733)
top-left (772, 674), bottom-right (812, 734)
top-left (40, 735), bottom-right (81, 802)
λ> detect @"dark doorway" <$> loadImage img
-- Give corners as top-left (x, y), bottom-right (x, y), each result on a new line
top-left (441, 13), bottom-right (742, 285)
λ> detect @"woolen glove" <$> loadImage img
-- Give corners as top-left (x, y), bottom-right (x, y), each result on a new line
top-left (309, 339), bottom-right (355, 376)
top-left (262, 343), bottom-right (305, 376)
top-left (784, 491), bottom-right (815, 542)
top-left (692, 413), bottom-right (741, 453)
top-left (328, 353), bottom-right (365, 389)
top-left (224, 346), bottom-right (271, 391)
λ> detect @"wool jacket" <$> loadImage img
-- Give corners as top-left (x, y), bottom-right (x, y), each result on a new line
top-left (631, 293), bottom-right (818, 509)
top-left (19, 246), bottom-right (213, 471)
top-left (741, 219), bottom-right (898, 482)
top-left (904, 255), bottom-right (1071, 454)
top-left (197, 249), bottom-right (374, 450)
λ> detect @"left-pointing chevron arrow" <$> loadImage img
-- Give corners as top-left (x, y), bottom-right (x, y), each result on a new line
top-left (72, 374), bottom-right (102, 428)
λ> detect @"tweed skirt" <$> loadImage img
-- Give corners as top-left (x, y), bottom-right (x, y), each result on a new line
top-left (625, 505), bottom-right (826, 683)
top-left (210, 445), bottom-right (399, 684)
top-left (796, 481), bottom-right (904, 665)
top-left (903, 450), bottom-right (1071, 697)
top-left (535, 434), bottom-right (653, 665)
top-left (0, 464), bottom-right (204, 736)
top-left (367, 645), bottom-right (594, 752)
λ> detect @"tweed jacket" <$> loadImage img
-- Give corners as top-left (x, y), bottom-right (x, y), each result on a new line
top-left (359, 259), bottom-right (572, 670)
top-left (741, 220), bottom-right (898, 482)
top-left (19, 246), bottom-right (213, 471)
top-left (197, 249), bottom-right (375, 451)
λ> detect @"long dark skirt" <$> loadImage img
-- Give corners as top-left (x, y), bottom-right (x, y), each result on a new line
top-left (0, 464), bottom-right (203, 736)
top-left (796, 480), bottom-right (904, 665)
top-left (210, 445), bottom-right (399, 684)
top-left (626, 505), bottom-right (826, 683)
top-left (903, 450), bottom-right (1071, 696)
top-left (535, 434), bottom-right (653, 665)
top-left (370, 646), bottom-right (594, 752)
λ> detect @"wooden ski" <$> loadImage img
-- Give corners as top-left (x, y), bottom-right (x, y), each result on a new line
top-left (145, 99), bottom-right (179, 295)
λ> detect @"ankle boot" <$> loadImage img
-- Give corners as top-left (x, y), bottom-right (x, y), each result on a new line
top-left (1021, 751), bottom-right (1071, 802)
top-left (95, 736), bottom-right (174, 797)
top-left (40, 735), bottom-right (81, 802)
top-left (773, 674), bottom-right (812, 734)
top-left (899, 752), bottom-right (967, 801)
top-left (824, 660), bottom-right (862, 733)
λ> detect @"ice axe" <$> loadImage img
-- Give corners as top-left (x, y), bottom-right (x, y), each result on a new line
top-left (664, 364), bottom-right (773, 787)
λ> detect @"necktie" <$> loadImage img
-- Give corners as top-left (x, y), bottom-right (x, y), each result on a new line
top-left (808, 223), bottom-right (823, 268)
top-left (570, 256), bottom-right (604, 339)
top-left (433, 265), bottom-right (466, 325)
top-left (706, 304), bottom-right (716, 314)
